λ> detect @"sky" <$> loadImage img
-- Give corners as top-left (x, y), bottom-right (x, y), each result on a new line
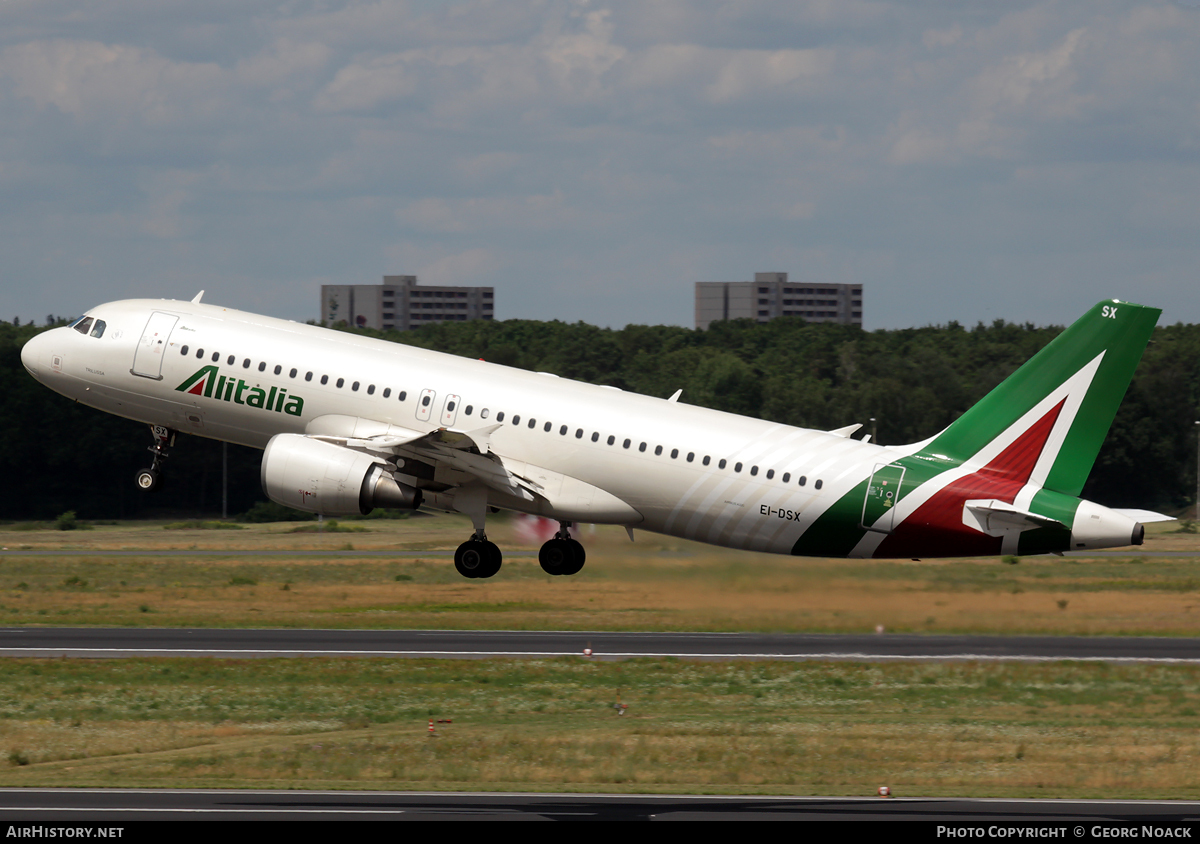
top-left (2, 0), bottom-right (1199, 331)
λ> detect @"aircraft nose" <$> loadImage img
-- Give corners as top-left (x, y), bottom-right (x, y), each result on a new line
top-left (20, 332), bottom-right (47, 379)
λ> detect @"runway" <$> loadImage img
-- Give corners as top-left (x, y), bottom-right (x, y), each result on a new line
top-left (2, 627), bottom-right (1200, 662)
top-left (1, 789), bottom-right (1200, 822)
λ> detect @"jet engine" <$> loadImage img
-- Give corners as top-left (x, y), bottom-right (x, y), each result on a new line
top-left (260, 434), bottom-right (422, 516)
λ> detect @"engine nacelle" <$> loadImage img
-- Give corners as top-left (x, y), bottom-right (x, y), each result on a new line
top-left (261, 434), bottom-right (422, 516)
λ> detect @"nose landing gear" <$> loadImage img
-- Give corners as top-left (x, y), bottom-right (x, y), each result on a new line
top-left (135, 425), bottom-right (175, 492)
top-left (539, 522), bottom-right (585, 576)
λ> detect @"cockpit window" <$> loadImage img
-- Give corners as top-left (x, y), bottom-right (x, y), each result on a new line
top-left (89, 320), bottom-right (106, 338)
top-left (72, 317), bottom-right (94, 335)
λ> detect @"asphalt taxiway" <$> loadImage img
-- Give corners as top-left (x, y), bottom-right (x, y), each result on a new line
top-left (2, 627), bottom-right (1199, 662)
top-left (1, 789), bottom-right (1200, 822)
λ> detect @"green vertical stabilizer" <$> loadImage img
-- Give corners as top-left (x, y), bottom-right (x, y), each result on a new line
top-left (921, 300), bottom-right (1159, 496)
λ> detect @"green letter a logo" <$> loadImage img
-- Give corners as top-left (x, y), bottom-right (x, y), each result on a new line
top-left (175, 365), bottom-right (219, 398)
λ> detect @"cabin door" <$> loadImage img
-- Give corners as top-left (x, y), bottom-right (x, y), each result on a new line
top-left (131, 312), bottom-right (179, 380)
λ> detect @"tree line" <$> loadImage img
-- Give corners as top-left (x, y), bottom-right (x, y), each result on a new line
top-left (2, 314), bottom-right (1197, 521)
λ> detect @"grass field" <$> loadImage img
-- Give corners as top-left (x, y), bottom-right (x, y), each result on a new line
top-left (1, 514), bottom-right (1199, 796)
top-left (0, 515), bottom-right (1197, 635)
top-left (3, 657), bottom-right (1200, 797)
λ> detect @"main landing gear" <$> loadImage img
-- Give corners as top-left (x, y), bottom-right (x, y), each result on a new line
top-left (451, 518), bottom-right (586, 579)
top-left (454, 531), bottom-right (503, 579)
top-left (135, 425), bottom-right (175, 492)
top-left (538, 522), bottom-right (585, 576)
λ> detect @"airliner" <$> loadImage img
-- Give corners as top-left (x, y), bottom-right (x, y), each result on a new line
top-left (20, 295), bottom-right (1166, 579)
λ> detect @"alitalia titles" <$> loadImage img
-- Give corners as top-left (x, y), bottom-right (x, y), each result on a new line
top-left (175, 365), bottom-right (304, 416)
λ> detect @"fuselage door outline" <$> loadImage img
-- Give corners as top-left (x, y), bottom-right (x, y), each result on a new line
top-left (416, 388), bottom-right (436, 422)
top-left (861, 462), bottom-right (907, 534)
top-left (440, 394), bottom-right (461, 427)
top-left (131, 312), bottom-right (179, 381)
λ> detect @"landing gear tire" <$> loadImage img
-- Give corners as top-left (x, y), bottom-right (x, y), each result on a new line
top-left (455, 539), bottom-right (502, 579)
top-left (561, 538), bottom-right (585, 575)
top-left (137, 425), bottom-right (174, 492)
top-left (539, 537), bottom-right (585, 576)
top-left (134, 468), bottom-right (160, 492)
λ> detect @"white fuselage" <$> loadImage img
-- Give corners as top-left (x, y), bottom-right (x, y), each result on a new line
top-left (21, 298), bottom-right (897, 555)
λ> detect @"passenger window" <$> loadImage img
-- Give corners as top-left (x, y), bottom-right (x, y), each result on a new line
top-left (815, 480), bottom-right (823, 490)
top-left (591, 432), bottom-right (600, 442)
top-left (766, 469), bottom-right (774, 479)
top-left (351, 381), bottom-right (359, 391)
top-left (336, 378), bottom-right (344, 388)
top-left (623, 439), bottom-right (631, 449)
top-left (734, 463), bottom-right (743, 473)
top-left (575, 429), bottom-right (584, 439)
top-left (399, 391), bottom-right (407, 401)
top-left (703, 456), bottom-right (711, 466)
top-left (799, 476), bottom-right (807, 486)
top-left (385, 389), bottom-right (393, 399)
top-left (719, 459), bottom-right (727, 469)
top-left (559, 426), bottom-right (567, 435)
top-left (180, 345), bottom-right (189, 355)
top-left (320, 375), bottom-right (329, 385)
top-left (750, 466), bottom-right (758, 476)
top-left (481, 408), bottom-right (489, 419)
top-left (448, 400), bottom-right (456, 411)
top-left (368, 385), bottom-right (377, 395)
top-left (290, 368), bottom-right (297, 378)
top-left (687, 452), bottom-right (694, 462)
top-left (274, 365), bottom-right (282, 375)
top-left (196, 348), bottom-right (204, 358)
top-left (212, 352), bottom-right (219, 362)
top-left (512, 415), bottom-right (521, 425)
top-left (497, 411), bottom-right (505, 422)
top-left (670, 449), bottom-right (678, 459)
top-left (259, 362), bottom-right (266, 372)
top-left (543, 422), bottom-right (551, 432)
top-left (229, 356), bottom-right (236, 365)
top-left (654, 445), bottom-right (663, 456)
top-left (782, 473), bottom-right (790, 483)
top-left (529, 419), bottom-right (537, 429)
top-left (607, 435), bottom-right (615, 446)
top-left (639, 442), bottom-right (647, 452)
top-left (243, 359), bottom-right (251, 368)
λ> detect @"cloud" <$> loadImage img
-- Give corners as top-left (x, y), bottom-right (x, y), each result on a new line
top-left (0, 39), bottom-right (223, 124)
top-left (394, 191), bottom-right (578, 234)
top-left (1, 1), bottom-right (1200, 332)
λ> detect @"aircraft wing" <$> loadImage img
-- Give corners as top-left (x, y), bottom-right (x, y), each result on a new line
top-left (306, 413), bottom-right (503, 453)
top-left (303, 414), bottom-right (639, 520)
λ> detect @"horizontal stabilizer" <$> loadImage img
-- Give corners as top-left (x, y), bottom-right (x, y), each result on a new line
top-left (964, 499), bottom-right (1066, 534)
top-left (1114, 509), bottom-right (1175, 524)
